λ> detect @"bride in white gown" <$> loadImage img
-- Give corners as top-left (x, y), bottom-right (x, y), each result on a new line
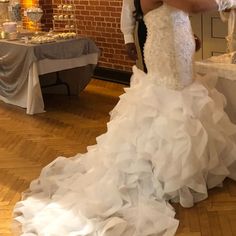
top-left (14, 0), bottom-right (236, 235)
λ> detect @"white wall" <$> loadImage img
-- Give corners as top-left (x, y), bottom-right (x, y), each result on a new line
top-left (191, 12), bottom-right (228, 60)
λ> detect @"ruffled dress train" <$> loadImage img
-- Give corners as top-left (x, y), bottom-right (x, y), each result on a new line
top-left (14, 66), bottom-right (236, 236)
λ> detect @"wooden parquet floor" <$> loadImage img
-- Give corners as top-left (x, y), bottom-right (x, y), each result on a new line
top-left (0, 79), bottom-right (236, 236)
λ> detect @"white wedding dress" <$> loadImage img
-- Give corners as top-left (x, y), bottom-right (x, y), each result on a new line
top-left (14, 3), bottom-right (236, 236)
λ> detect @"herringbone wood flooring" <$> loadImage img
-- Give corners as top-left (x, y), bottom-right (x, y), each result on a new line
top-left (0, 79), bottom-right (236, 236)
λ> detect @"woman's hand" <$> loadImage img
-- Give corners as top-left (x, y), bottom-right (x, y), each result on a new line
top-left (140, 0), bottom-right (163, 15)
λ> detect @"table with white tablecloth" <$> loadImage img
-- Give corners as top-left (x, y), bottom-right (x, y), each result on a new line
top-left (195, 60), bottom-right (236, 123)
top-left (0, 38), bottom-right (99, 114)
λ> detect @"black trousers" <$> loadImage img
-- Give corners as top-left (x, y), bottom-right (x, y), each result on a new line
top-left (137, 19), bottom-right (147, 72)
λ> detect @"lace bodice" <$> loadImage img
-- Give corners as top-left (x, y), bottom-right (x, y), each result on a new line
top-left (143, 4), bottom-right (195, 89)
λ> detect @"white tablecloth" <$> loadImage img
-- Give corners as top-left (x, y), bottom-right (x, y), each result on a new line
top-left (0, 53), bottom-right (99, 114)
top-left (195, 60), bottom-right (236, 123)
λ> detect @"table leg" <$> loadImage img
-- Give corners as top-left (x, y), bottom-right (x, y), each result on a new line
top-left (41, 72), bottom-right (71, 96)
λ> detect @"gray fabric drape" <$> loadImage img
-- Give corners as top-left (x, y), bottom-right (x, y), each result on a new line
top-left (33, 38), bottom-right (99, 60)
top-left (0, 38), bottom-right (99, 98)
top-left (0, 42), bottom-right (36, 97)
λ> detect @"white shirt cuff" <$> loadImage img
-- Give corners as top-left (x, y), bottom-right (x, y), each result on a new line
top-left (124, 34), bottom-right (135, 44)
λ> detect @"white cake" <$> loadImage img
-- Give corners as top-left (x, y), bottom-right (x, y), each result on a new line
top-left (3, 22), bottom-right (17, 33)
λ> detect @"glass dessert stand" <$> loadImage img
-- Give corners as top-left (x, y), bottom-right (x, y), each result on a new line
top-left (26, 7), bottom-right (43, 35)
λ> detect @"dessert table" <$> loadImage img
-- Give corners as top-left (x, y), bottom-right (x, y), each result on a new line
top-left (195, 58), bottom-right (236, 123)
top-left (0, 37), bottom-right (99, 114)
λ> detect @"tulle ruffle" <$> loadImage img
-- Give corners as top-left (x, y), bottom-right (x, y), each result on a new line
top-left (13, 66), bottom-right (236, 236)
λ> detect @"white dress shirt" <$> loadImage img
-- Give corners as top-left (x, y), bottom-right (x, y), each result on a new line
top-left (120, 0), bottom-right (136, 44)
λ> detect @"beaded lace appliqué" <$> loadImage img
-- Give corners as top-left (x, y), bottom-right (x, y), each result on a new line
top-left (143, 5), bottom-right (195, 90)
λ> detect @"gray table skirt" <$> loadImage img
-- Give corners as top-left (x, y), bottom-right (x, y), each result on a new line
top-left (0, 38), bottom-right (99, 98)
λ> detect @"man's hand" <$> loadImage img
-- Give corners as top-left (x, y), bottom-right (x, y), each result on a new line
top-left (125, 43), bottom-right (138, 60)
top-left (194, 34), bottom-right (201, 52)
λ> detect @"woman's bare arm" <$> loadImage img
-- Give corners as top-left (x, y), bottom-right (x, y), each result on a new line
top-left (141, 0), bottom-right (218, 15)
top-left (162, 0), bottom-right (218, 13)
top-left (140, 0), bottom-right (163, 15)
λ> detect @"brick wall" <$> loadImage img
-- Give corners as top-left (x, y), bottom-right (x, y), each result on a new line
top-left (40, 0), bottom-right (53, 31)
top-left (74, 0), bottom-right (133, 71)
top-left (21, 0), bottom-right (134, 72)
